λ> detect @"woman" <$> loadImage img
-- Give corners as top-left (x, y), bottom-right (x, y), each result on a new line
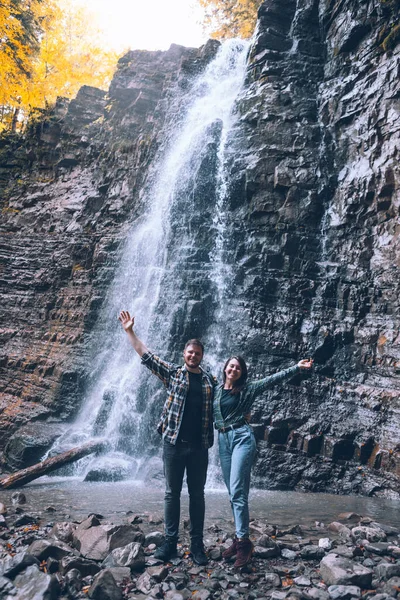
top-left (214, 355), bottom-right (313, 568)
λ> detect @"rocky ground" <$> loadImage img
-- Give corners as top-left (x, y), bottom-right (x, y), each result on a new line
top-left (0, 492), bottom-right (399, 599)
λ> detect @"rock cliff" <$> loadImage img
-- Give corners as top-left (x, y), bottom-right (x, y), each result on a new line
top-left (0, 0), bottom-right (399, 496)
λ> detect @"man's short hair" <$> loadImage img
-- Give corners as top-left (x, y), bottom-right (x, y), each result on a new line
top-left (184, 338), bottom-right (204, 354)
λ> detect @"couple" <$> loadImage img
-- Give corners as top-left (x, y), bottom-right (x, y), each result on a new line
top-left (119, 310), bottom-right (313, 568)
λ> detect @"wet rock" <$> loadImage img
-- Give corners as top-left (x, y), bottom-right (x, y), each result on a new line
top-left (374, 563), bottom-right (400, 580)
top-left (301, 545), bottom-right (325, 560)
top-left (13, 513), bottom-right (38, 527)
top-left (27, 538), bottom-right (76, 560)
top-left (4, 422), bottom-right (66, 470)
top-left (136, 571), bottom-right (152, 594)
top-left (208, 546), bottom-right (222, 560)
top-left (382, 576), bottom-right (400, 595)
top-left (89, 569), bottom-right (123, 600)
top-left (65, 567), bottom-right (83, 596)
top-left (144, 531), bottom-right (164, 547)
top-left (50, 521), bottom-right (76, 543)
top-left (351, 527), bottom-right (387, 543)
top-left (328, 585), bottom-right (361, 599)
top-left (12, 564), bottom-right (59, 599)
top-left (104, 566), bottom-right (131, 585)
top-left (320, 554), bottom-right (373, 587)
top-left (11, 493), bottom-right (26, 506)
top-left (73, 523), bottom-right (142, 561)
top-left (282, 548), bottom-right (298, 560)
top-left (294, 576), bottom-right (312, 586)
top-left (265, 572), bottom-right (282, 587)
top-left (0, 574), bottom-right (15, 595)
top-left (102, 541), bottom-right (145, 570)
top-left (60, 555), bottom-right (101, 576)
top-left (303, 588), bottom-right (330, 600)
top-left (364, 543), bottom-right (390, 556)
top-left (0, 551), bottom-right (40, 578)
top-left (328, 523), bottom-right (352, 538)
top-left (255, 545), bottom-right (280, 558)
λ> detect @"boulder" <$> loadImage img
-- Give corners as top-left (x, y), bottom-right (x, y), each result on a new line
top-left (3, 422), bottom-right (65, 470)
top-left (319, 554), bottom-right (373, 587)
top-left (89, 570), bottom-right (123, 600)
top-left (102, 542), bottom-right (145, 571)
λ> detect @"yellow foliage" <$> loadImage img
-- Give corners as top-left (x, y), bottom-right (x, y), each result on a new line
top-left (199, 0), bottom-right (263, 39)
top-left (0, 0), bottom-right (119, 131)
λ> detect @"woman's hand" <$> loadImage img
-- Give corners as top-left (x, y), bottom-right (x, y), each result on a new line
top-left (297, 359), bottom-right (313, 370)
top-left (118, 310), bottom-right (135, 332)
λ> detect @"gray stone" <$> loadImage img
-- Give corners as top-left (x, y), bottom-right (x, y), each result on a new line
top-left (73, 523), bottom-right (142, 561)
top-left (328, 524), bottom-right (351, 538)
top-left (60, 555), bottom-right (101, 576)
top-left (331, 546), bottom-right (356, 560)
top-left (65, 568), bottom-right (82, 596)
top-left (374, 563), bottom-right (400, 580)
top-left (145, 531), bottom-right (165, 547)
top-left (164, 590), bottom-right (191, 599)
top-left (0, 551), bottom-right (40, 579)
top-left (0, 574), bottom-right (16, 596)
top-left (319, 554), bottom-right (373, 587)
top-left (136, 571), bottom-right (152, 594)
top-left (102, 542), bottom-right (145, 570)
top-left (254, 545), bottom-right (280, 558)
top-left (301, 545), bottom-right (325, 560)
top-left (382, 576), bottom-right (400, 596)
top-left (281, 548), bottom-right (298, 560)
top-left (328, 585), bottom-right (361, 599)
top-left (50, 521), bottom-right (76, 543)
top-left (352, 528), bottom-right (387, 543)
top-left (89, 570), bottom-right (123, 600)
top-left (303, 588), bottom-right (330, 600)
top-left (208, 546), bottom-right (222, 560)
top-left (294, 576), bottom-right (312, 586)
top-left (265, 572), bottom-right (282, 587)
top-left (27, 538), bottom-right (76, 561)
top-left (320, 539), bottom-right (333, 550)
top-left (103, 567), bottom-right (131, 585)
top-left (13, 564), bottom-right (58, 599)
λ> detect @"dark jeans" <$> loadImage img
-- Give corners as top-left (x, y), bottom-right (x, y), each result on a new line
top-left (163, 439), bottom-right (208, 543)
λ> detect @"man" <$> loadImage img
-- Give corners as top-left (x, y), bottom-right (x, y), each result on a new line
top-left (118, 310), bottom-right (216, 565)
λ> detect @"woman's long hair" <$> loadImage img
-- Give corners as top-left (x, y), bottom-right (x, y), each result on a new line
top-left (222, 355), bottom-right (248, 395)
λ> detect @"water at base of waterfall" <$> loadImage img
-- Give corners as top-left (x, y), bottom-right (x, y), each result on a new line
top-left (2, 479), bottom-right (400, 529)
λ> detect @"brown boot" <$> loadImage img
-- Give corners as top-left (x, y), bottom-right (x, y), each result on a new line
top-left (233, 538), bottom-right (253, 568)
top-left (222, 538), bottom-right (238, 559)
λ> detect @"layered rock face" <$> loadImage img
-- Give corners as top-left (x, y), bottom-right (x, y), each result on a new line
top-left (0, 0), bottom-right (399, 496)
top-left (224, 0), bottom-right (400, 496)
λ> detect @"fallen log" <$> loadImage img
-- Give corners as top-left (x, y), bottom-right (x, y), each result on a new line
top-left (0, 440), bottom-right (106, 489)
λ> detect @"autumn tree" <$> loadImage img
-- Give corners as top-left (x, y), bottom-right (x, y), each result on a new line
top-left (0, 0), bottom-right (119, 132)
top-left (0, 0), bottom-right (46, 130)
top-left (200, 0), bottom-right (263, 39)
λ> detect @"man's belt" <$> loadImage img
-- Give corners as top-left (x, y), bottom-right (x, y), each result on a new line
top-left (216, 421), bottom-right (247, 433)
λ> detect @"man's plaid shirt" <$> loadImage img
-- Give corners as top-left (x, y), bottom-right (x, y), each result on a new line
top-left (141, 351), bottom-right (216, 449)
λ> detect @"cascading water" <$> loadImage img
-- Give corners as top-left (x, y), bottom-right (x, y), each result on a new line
top-left (50, 39), bottom-right (250, 482)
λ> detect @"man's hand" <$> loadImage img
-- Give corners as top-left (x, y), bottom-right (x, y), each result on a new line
top-left (297, 359), bottom-right (313, 370)
top-left (119, 310), bottom-right (134, 332)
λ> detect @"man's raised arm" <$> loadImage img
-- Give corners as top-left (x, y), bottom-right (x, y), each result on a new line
top-left (118, 310), bottom-right (149, 357)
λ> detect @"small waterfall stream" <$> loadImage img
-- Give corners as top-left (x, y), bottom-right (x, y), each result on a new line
top-left (51, 40), bottom-right (250, 481)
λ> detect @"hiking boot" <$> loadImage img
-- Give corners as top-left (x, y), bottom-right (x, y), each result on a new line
top-left (233, 538), bottom-right (253, 568)
top-left (222, 538), bottom-right (238, 559)
top-left (154, 539), bottom-right (177, 562)
top-left (190, 541), bottom-right (208, 565)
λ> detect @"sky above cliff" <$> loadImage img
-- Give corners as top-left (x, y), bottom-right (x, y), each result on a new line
top-left (74, 0), bottom-right (208, 51)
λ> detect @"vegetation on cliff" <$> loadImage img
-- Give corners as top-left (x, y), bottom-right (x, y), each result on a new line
top-left (200, 0), bottom-right (263, 38)
top-left (0, 0), bottom-right (118, 132)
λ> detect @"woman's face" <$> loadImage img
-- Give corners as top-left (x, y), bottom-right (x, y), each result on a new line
top-left (224, 358), bottom-right (242, 382)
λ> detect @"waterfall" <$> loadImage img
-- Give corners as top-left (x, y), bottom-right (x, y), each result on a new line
top-left (51, 39), bottom-right (250, 481)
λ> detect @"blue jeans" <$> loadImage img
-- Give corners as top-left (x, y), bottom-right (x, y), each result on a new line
top-left (218, 424), bottom-right (257, 539)
top-left (163, 440), bottom-right (208, 543)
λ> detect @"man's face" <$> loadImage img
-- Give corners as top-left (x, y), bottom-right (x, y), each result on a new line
top-left (183, 344), bottom-right (203, 370)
